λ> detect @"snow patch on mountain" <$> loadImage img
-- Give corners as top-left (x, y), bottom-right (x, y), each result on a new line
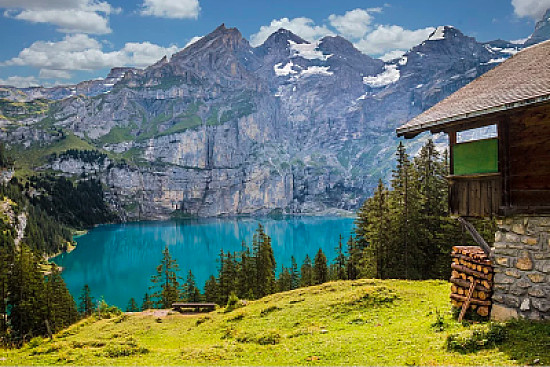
top-left (482, 57), bottom-right (507, 65)
top-left (428, 26), bottom-right (447, 41)
top-left (363, 64), bottom-right (400, 88)
top-left (274, 61), bottom-right (298, 76)
top-left (301, 66), bottom-right (333, 76)
top-left (289, 40), bottom-right (331, 60)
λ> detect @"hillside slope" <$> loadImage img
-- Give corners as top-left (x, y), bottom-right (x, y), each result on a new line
top-left (2, 279), bottom-right (548, 366)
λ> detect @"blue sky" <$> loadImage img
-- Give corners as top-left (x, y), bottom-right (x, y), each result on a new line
top-left (0, 0), bottom-right (546, 87)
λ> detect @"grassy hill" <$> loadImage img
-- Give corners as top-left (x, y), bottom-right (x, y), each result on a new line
top-left (1, 279), bottom-right (548, 365)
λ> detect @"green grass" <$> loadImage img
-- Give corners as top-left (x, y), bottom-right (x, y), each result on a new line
top-left (97, 126), bottom-right (135, 145)
top-left (9, 132), bottom-right (99, 179)
top-left (2, 279), bottom-right (548, 365)
top-left (0, 99), bottom-right (52, 122)
top-left (157, 115), bottom-right (202, 137)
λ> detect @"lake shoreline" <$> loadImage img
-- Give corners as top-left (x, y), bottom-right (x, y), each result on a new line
top-left (52, 216), bottom-right (356, 308)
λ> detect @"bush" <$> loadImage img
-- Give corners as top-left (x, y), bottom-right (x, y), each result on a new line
top-left (103, 343), bottom-right (149, 358)
top-left (256, 330), bottom-right (281, 345)
top-left (446, 323), bottom-right (507, 353)
top-left (225, 292), bottom-right (240, 312)
top-left (27, 337), bottom-right (44, 348)
top-left (260, 306), bottom-right (281, 317)
top-left (431, 309), bottom-right (447, 332)
top-left (96, 299), bottom-right (122, 319)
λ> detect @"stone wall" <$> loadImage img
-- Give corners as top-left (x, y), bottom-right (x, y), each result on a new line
top-left (491, 215), bottom-right (550, 320)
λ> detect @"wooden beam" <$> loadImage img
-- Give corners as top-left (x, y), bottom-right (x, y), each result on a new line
top-left (458, 279), bottom-right (478, 322)
top-left (448, 131), bottom-right (457, 175)
top-left (497, 118), bottom-right (510, 209)
top-left (456, 217), bottom-right (492, 256)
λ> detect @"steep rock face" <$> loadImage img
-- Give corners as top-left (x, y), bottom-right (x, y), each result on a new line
top-left (1, 23), bottom-right (547, 219)
top-left (525, 9), bottom-right (550, 46)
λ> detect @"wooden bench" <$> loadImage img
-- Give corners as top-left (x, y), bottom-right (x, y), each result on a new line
top-left (172, 302), bottom-right (216, 313)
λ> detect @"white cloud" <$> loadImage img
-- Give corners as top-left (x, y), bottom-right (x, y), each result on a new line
top-left (379, 49), bottom-right (406, 62)
top-left (512, 0), bottom-right (550, 20)
top-left (0, 75), bottom-right (39, 87)
top-left (2, 34), bottom-right (180, 74)
top-left (251, 9), bottom-right (436, 60)
top-left (121, 42), bottom-right (180, 66)
top-left (328, 8), bottom-right (375, 38)
top-left (39, 69), bottom-right (72, 79)
top-left (184, 36), bottom-right (203, 48)
top-left (0, 0), bottom-right (119, 34)
top-left (354, 25), bottom-right (435, 55)
top-left (249, 17), bottom-right (334, 47)
top-left (140, 0), bottom-right (200, 19)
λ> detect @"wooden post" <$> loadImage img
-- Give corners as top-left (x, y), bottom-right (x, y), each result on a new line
top-left (497, 119), bottom-right (510, 211)
top-left (448, 130), bottom-right (457, 175)
top-left (448, 130), bottom-right (457, 215)
top-left (458, 279), bottom-right (478, 322)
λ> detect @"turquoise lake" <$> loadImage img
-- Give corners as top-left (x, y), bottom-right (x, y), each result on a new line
top-left (53, 216), bottom-right (355, 308)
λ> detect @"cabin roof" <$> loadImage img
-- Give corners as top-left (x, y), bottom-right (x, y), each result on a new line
top-left (397, 39), bottom-right (550, 138)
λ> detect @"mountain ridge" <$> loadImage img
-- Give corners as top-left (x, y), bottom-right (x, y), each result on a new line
top-left (0, 20), bottom-right (545, 219)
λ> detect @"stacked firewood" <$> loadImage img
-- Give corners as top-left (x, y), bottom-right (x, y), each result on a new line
top-left (450, 246), bottom-right (493, 318)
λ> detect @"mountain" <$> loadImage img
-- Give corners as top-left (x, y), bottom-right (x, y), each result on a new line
top-left (0, 23), bottom-right (545, 219)
top-left (525, 8), bottom-right (550, 46)
top-left (0, 67), bottom-right (136, 102)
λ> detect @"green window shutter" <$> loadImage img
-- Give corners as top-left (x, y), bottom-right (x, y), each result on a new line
top-left (453, 138), bottom-right (498, 175)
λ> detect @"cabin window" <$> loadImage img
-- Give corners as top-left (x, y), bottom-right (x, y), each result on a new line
top-left (456, 125), bottom-right (497, 143)
top-left (453, 125), bottom-right (498, 176)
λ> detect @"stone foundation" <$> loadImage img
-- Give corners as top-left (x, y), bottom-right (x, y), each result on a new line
top-left (491, 215), bottom-right (550, 320)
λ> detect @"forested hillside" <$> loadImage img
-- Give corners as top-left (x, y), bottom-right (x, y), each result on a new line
top-left (0, 146), bottom-right (118, 346)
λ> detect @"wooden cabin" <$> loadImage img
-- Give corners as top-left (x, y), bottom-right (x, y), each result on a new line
top-left (397, 40), bottom-right (550, 320)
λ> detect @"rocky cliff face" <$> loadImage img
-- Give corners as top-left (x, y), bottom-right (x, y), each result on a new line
top-left (525, 9), bottom-right (550, 46)
top-left (0, 24), bottom-right (541, 219)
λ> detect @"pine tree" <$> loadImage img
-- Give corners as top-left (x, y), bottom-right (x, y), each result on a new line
top-left (9, 245), bottom-right (48, 341)
top-left (149, 246), bottom-right (182, 308)
top-left (252, 224), bottom-right (276, 298)
top-left (300, 255), bottom-right (313, 287)
top-left (345, 236), bottom-right (360, 280)
top-left (0, 247), bottom-right (12, 336)
top-left (45, 264), bottom-right (78, 333)
top-left (203, 275), bottom-right (218, 304)
top-left (78, 284), bottom-right (94, 316)
top-left (290, 256), bottom-right (300, 290)
top-left (277, 266), bottom-right (292, 292)
top-left (217, 251), bottom-right (237, 305)
top-left (313, 248), bottom-right (328, 285)
top-left (333, 235), bottom-right (347, 280)
top-left (355, 179), bottom-right (390, 278)
top-left (126, 298), bottom-right (140, 312)
top-left (414, 139), bottom-right (449, 278)
top-left (236, 241), bottom-right (255, 299)
top-left (141, 293), bottom-right (153, 310)
top-left (183, 270), bottom-right (201, 302)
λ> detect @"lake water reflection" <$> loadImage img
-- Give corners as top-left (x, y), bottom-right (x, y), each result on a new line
top-left (53, 216), bottom-right (355, 308)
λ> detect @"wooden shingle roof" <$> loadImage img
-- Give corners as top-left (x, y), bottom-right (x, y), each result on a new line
top-left (397, 40), bottom-right (550, 137)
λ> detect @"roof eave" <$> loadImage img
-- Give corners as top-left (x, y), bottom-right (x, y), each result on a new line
top-left (396, 93), bottom-right (550, 138)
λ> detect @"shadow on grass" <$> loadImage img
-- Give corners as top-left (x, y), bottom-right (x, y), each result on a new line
top-left (497, 319), bottom-right (550, 365)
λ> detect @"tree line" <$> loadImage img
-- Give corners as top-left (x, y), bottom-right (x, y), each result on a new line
top-left (354, 140), bottom-right (495, 280)
top-left (28, 174), bottom-right (118, 229)
top-left (132, 140), bottom-right (496, 310)
top-left (0, 146), bottom-right (118, 346)
top-left (134, 224), bottom-right (360, 309)
top-left (0, 245), bottom-right (79, 346)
